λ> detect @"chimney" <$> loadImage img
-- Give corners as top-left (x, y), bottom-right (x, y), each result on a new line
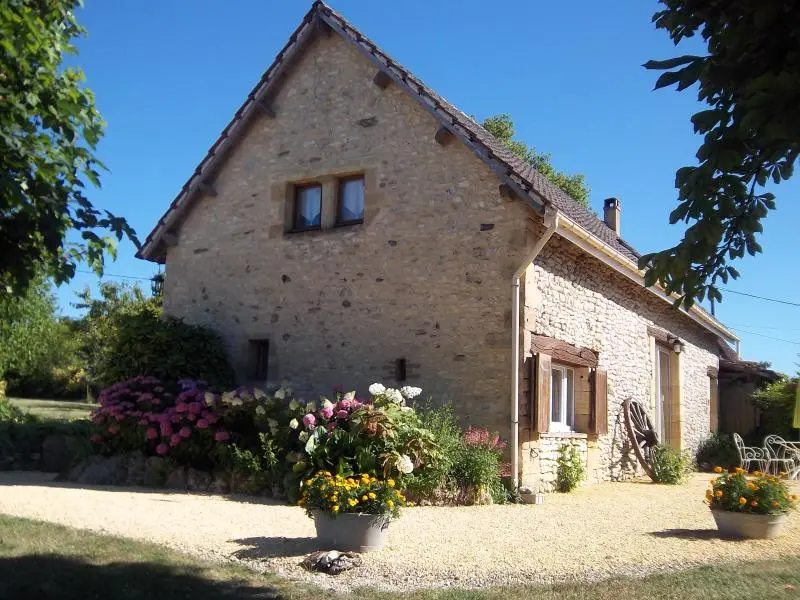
top-left (603, 197), bottom-right (621, 236)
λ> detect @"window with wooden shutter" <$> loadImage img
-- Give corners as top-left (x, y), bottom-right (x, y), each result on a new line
top-left (591, 367), bottom-right (608, 435)
top-left (532, 353), bottom-right (551, 433)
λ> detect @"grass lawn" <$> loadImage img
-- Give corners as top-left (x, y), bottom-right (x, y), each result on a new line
top-left (7, 398), bottom-right (94, 421)
top-left (0, 515), bottom-right (798, 600)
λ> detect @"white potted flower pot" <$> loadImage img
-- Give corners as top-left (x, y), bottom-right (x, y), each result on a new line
top-left (312, 511), bottom-right (390, 552)
top-left (711, 509), bottom-right (788, 539)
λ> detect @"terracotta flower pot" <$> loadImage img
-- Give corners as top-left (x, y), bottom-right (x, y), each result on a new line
top-left (312, 511), bottom-right (390, 552)
top-left (711, 508), bottom-right (788, 539)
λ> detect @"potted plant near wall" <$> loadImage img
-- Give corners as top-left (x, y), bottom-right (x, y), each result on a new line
top-left (294, 383), bottom-right (434, 551)
top-left (706, 467), bottom-right (797, 539)
top-left (299, 470), bottom-right (406, 551)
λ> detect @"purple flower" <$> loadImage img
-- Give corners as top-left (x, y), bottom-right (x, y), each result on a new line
top-left (179, 426), bottom-right (192, 438)
top-left (170, 434), bottom-right (182, 447)
top-left (146, 428), bottom-right (158, 441)
top-left (196, 419), bottom-right (209, 429)
top-left (214, 431), bottom-right (230, 442)
top-left (159, 422), bottom-right (173, 437)
top-left (320, 406), bottom-right (334, 420)
top-left (156, 443), bottom-right (169, 455)
top-left (302, 413), bottom-right (316, 429)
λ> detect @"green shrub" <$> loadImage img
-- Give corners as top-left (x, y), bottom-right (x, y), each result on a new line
top-left (0, 395), bottom-right (38, 425)
top-left (696, 432), bottom-right (739, 471)
top-left (403, 403), bottom-right (461, 500)
top-left (0, 419), bottom-right (91, 470)
top-left (404, 403), bottom-right (507, 504)
top-left (556, 444), bottom-right (585, 492)
top-left (652, 443), bottom-right (692, 484)
top-left (94, 311), bottom-right (234, 390)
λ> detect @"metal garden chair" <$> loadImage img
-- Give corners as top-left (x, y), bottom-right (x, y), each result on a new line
top-left (733, 433), bottom-right (767, 472)
top-left (763, 435), bottom-right (800, 478)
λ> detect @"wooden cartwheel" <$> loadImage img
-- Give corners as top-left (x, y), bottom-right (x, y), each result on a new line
top-left (623, 399), bottom-right (659, 482)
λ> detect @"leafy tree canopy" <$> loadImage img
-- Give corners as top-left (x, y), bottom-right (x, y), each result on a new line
top-left (0, 277), bottom-right (74, 382)
top-left (482, 114), bottom-right (591, 209)
top-left (0, 0), bottom-right (137, 297)
top-left (640, 0), bottom-right (800, 307)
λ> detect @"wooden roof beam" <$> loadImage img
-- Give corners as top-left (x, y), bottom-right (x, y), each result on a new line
top-left (373, 70), bottom-right (392, 89)
top-left (435, 126), bottom-right (454, 146)
top-left (198, 181), bottom-right (217, 197)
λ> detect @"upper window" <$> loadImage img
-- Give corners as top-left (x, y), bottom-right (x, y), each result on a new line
top-left (294, 184), bottom-right (322, 231)
top-left (550, 364), bottom-right (574, 432)
top-left (337, 176), bottom-right (365, 225)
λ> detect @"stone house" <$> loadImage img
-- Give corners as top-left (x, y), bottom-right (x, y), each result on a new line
top-left (137, 2), bottom-right (738, 488)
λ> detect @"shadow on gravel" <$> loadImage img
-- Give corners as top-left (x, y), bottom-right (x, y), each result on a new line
top-left (232, 536), bottom-right (320, 560)
top-left (648, 528), bottom-right (721, 540)
top-left (0, 554), bottom-right (285, 600)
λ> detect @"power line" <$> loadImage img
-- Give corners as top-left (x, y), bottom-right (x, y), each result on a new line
top-left (726, 323), bottom-right (800, 331)
top-left (76, 269), bottom-right (155, 281)
top-left (727, 327), bottom-right (800, 346)
top-left (721, 288), bottom-right (800, 307)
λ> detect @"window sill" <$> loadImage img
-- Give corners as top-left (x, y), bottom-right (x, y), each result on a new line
top-left (286, 223), bottom-right (364, 237)
top-left (540, 431), bottom-right (589, 439)
top-left (335, 219), bottom-right (364, 228)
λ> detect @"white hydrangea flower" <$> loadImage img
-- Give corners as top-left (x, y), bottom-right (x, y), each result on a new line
top-left (231, 397), bottom-right (244, 407)
top-left (288, 399), bottom-right (300, 411)
top-left (253, 388), bottom-right (266, 400)
top-left (298, 431), bottom-right (309, 442)
top-left (305, 401), bottom-right (317, 413)
top-left (204, 392), bottom-right (217, 406)
top-left (274, 388), bottom-right (286, 400)
top-left (384, 388), bottom-right (404, 404)
top-left (368, 383), bottom-right (386, 396)
top-left (400, 386), bottom-right (422, 400)
top-left (267, 418), bottom-right (278, 429)
top-left (289, 418), bottom-right (299, 430)
top-left (343, 391), bottom-right (356, 401)
top-left (255, 405), bottom-right (265, 416)
top-left (221, 391), bottom-right (234, 405)
top-left (321, 398), bottom-right (334, 409)
top-left (396, 454), bottom-right (414, 474)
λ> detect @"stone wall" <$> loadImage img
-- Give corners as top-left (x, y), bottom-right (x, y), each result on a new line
top-left (161, 32), bottom-right (535, 435)
top-left (522, 433), bottom-right (594, 492)
top-left (519, 232), bottom-right (719, 485)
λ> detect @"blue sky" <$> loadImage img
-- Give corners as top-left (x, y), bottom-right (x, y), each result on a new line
top-left (60, 0), bottom-right (799, 374)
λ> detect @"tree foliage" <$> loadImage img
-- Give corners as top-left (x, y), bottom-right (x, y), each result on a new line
top-left (0, 278), bottom-right (79, 395)
top-left (0, 0), bottom-right (137, 296)
top-left (640, 1), bottom-right (800, 307)
top-left (73, 282), bottom-right (234, 390)
top-left (482, 114), bottom-right (591, 209)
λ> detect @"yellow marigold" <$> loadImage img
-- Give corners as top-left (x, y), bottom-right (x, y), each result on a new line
top-left (348, 499), bottom-right (358, 507)
top-left (738, 497), bottom-right (747, 505)
top-left (368, 492), bottom-right (377, 500)
top-left (772, 501), bottom-right (780, 509)
top-left (386, 500), bottom-right (394, 509)
top-left (735, 467), bottom-right (745, 474)
top-left (715, 490), bottom-right (724, 497)
top-left (304, 479), bottom-right (312, 487)
top-left (387, 479), bottom-right (396, 488)
top-left (750, 500), bottom-right (758, 508)
top-left (752, 470), bottom-right (762, 477)
top-left (362, 495), bottom-right (368, 502)
top-left (407, 502), bottom-right (415, 507)
top-left (705, 490), bottom-right (713, 500)
top-left (713, 466), bottom-right (723, 473)
top-left (332, 505), bottom-right (340, 513)
top-left (791, 495), bottom-right (798, 502)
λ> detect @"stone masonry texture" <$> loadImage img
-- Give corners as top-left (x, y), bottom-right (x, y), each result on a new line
top-left (160, 31), bottom-right (719, 485)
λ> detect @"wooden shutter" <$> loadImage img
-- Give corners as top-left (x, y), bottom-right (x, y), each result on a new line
top-left (533, 353), bottom-right (551, 432)
top-left (573, 367), bottom-right (592, 433)
top-left (590, 367), bottom-right (608, 435)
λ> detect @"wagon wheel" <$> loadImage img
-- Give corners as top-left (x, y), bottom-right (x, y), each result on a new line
top-left (623, 399), bottom-right (659, 482)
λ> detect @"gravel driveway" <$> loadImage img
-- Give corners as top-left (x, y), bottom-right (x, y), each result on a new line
top-left (1, 471), bottom-right (798, 592)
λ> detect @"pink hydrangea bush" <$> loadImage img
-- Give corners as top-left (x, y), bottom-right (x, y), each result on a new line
top-left (90, 377), bottom-right (229, 467)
